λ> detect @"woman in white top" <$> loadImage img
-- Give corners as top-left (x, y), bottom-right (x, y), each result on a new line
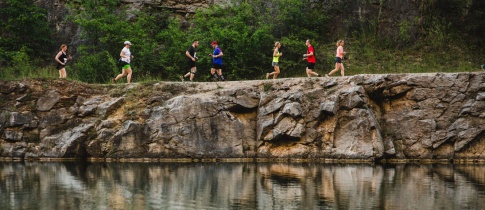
top-left (325, 40), bottom-right (346, 77)
top-left (113, 41), bottom-right (134, 84)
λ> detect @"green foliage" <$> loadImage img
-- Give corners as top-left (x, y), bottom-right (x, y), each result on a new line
top-left (1, 0), bottom-right (484, 82)
top-left (189, 3), bottom-right (267, 80)
top-left (155, 18), bottom-right (189, 80)
top-left (1, 47), bottom-right (57, 81)
top-left (397, 18), bottom-right (417, 47)
top-left (423, 17), bottom-right (453, 47)
top-left (71, 49), bottom-right (119, 83)
top-left (128, 9), bottom-right (172, 77)
top-left (263, 82), bottom-right (273, 91)
top-left (68, 0), bottom-right (125, 52)
top-left (68, 0), bottom-right (176, 82)
top-left (277, 36), bottom-right (308, 77)
top-left (0, 0), bottom-right (53, 65)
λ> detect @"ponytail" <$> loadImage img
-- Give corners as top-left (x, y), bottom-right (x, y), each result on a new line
top-left (59, 44), bottom-right (67, 51)
top-left (274, 41), bottom-right (280, 50)
top-left (336, 40), bottom-right (344, 46)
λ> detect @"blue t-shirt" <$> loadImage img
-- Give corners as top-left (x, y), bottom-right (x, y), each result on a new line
top-left (212, 47), bottom-right (222, 65)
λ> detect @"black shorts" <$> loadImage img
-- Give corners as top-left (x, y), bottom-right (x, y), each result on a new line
top-left (212, 64), bottom-right (222, 69)
top-left (56, 63), bottom-right (66, 70)
top-left (335, 57), bottom-right (342, 63)
top-left (187, 60), bottom-right (196, 68)
top-left (307, 62), bottom-right (315, 69)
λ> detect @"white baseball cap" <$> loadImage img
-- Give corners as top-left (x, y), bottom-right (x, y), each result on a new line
top-left (124, 41), bottom-right (132, 45)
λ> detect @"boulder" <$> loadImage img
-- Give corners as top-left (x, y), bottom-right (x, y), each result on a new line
top-left (0, 83), bottom-right (16, 94)
top-left (36, 90), bottom-right (60, 111)
top-left (96, 97), bottom-right (124, 117)
top-left (8, 111), bottom-right (34, 127)
top-left (320, 95), bottom-right (339, 115)
top-left (330, 108), bottom-right (384, 159)
top-left (38, 123), bottom-right (94, 157)
top-left (4, 130), bottom-right (23, 142)
top-left (281, 102), bottom-right (303, 118)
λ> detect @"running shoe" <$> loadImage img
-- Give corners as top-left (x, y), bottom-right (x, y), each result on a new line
top-left (266, 73), bottom-right (270, 79)
top-left (212, 74), bottom-right (219, 81)
top-left (180, 75), bottom-right (184, 82)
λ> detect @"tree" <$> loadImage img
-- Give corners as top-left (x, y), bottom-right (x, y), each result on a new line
top-left (0, 0), bottom-right (53, 65)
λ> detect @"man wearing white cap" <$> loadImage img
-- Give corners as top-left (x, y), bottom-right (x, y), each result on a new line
top-left (113, 41), bottom-right (134, 84)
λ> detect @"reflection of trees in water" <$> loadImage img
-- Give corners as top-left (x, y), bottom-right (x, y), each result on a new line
top-left (1, 162), bottom-right (485, 209)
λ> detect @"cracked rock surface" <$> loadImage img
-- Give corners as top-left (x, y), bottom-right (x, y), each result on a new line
top-left (1, 73), bottom-right (485, 160)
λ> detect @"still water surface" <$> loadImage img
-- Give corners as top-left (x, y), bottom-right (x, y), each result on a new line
top-left (1, 162), bottom-right (484, 210)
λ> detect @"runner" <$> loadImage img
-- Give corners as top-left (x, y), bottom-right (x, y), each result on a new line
top-left (181, 40), bottom-right (199, 82)
top-left (54, 44), bottom-right (72, 78)
top-left (303, 39), bottom-right (320, 77)
top-left (325, 40), bottom-right (346, 77)
top-left (209, 41), bottom-right (224, 81)
top-left (266, 41), bottom-right (282, 79)
top-left (113, 41), bottom-right (134, 84)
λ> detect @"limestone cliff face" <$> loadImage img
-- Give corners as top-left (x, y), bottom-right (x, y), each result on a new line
top-left (1, 73), bottom-right (485, 160)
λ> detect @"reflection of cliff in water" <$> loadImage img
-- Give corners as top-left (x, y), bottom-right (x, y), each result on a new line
top-left (454, 165), bottom-right (485, 193)
top-left (1, 162), bottom-right (485, 209)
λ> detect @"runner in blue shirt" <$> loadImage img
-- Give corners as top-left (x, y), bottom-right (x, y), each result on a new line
top-left (209, 41), bottom-right (224, 81)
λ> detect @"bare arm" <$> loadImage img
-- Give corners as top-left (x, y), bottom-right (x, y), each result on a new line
top-left (55, 51), bottom-right (64, 65)
top-left (186, 51), bottom-right (195, 61)
top-left (273, 48), bottom-right (279, 57)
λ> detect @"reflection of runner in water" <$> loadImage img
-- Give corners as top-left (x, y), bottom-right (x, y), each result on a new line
top-left (266, 42), bottom-right (282, 79)
top-left (113, 41), bottom-right (134, 84)
top-left (54, 44), bottom-right (72, 78)
top-left (181, 40), bottom-right (199, 82)
top-left (325, 40), bottom-right (346, 77)
top-left (210, 41), bottom-right (224, 81)
top-left (303, 39), bottom-right (319, 77)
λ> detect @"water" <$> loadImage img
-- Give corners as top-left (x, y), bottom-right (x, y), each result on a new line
top-left (1, 162), bottom-right (484, 210)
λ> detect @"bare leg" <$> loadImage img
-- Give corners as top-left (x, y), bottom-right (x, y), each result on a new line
top-left (306, 68), bottom-right (319, 77)
top-left (115, 69), bottom-right (127, 81)
top-left (126, 67), bottom-right (132, 84)
top-left (189, 67), bottom-right (196, 81)
top-left (270, 66), bottom-right (280, 79)
top-left (328, 63), bottom-right (341, 76)
top-left (59, 68), bottom-right (67, 78)
top-left (340, 63), bottom-right (345, 76)
top-left (209, 68), bottom-right (216, 79)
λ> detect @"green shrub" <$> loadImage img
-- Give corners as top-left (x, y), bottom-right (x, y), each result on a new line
top-left (71, 50), bottom-right (118, 83)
